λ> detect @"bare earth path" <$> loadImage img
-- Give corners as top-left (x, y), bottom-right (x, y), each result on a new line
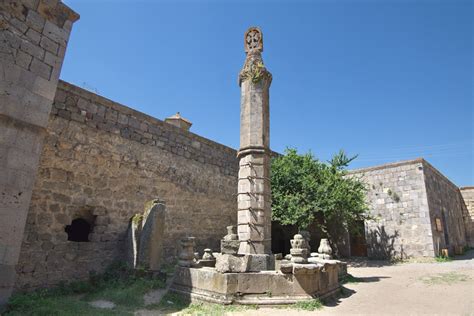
top-left (234, 253), bottom-right (474, 316)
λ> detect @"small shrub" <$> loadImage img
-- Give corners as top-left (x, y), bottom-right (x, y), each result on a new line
top-left (392, 192), bottom-right (401, 202)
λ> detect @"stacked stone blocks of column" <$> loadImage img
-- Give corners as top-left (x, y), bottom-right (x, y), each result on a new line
top-left (15, 81), bottom-right (238, 291)
top-left (0, 0), bottom-right (78, 304)
top-left (237, 154), bottom-right (271, 254)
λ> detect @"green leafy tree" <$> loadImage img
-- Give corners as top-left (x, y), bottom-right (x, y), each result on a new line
top-left (271, 148), bottom-right (369, 241)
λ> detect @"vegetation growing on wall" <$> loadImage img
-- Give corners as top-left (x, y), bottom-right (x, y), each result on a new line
top-left (271, 148), bottom-right (369, 241)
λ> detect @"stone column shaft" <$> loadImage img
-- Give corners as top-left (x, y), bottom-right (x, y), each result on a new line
top-left (237, 27), bottom-right (272, 255)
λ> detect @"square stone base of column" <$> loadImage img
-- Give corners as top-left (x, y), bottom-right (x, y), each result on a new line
top-left (247, 254), bottom-right (275, 271)
top-left (215, 254), bottom-right (275, 273)
top-left (221, 240), bottom-right (240, 255)
top-left (170, 265), bottom-right (341, 305)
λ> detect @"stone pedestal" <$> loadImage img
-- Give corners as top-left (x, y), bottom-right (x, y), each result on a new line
top-left (290, 234), bottom-right (309, 264)
top-left (200, 249), bottom-right (216, 267)
top-left (178, 237), bottom-right (196, 267)
top-left (318, 238), bottom-right (333, 260)
top-left (221, 226), bottom-right (240, 255)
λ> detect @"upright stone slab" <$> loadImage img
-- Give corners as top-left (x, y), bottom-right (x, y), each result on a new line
top-left (0, 1), bottom-right (78, 305)
top-left (137, 202), bottom-right (166, 270)
top-left (237, 27), bottom-right (272, 256)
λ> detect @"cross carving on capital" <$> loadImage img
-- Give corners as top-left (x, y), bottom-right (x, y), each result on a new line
top-left (244, 27), bottom-right (263, 53)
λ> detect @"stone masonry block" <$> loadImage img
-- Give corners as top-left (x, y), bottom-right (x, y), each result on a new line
top-left (215, 254), bottom-right (249, 273)
top-left (26, 10), bottom-right (45, 33)
top-left (20, 40), bottom-right (45, 60)
top-left (43, 21), bottom-right (68, 46)
top-left (29, 58), bottom-right (51, 80)
top-left (40, 36), bottom-right (59, 55)
top-left (14, 50), bottom-right (32, 70)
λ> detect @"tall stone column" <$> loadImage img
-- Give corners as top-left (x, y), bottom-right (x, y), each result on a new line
top-left (237, 27), bottom-right (272, 255)
top-left (0, 1), bottom-right (78, 304)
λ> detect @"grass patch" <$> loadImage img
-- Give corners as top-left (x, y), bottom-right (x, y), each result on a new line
top-left (420, 272), bottom-right (470, 285)
top-left (148, 292), bottom-right (189, 312)
top-left (150, 293), bottom-right (258, 315)
top-left (5, 262), bottom-right (165, 315)
top-left (5, 293), bottom-right (128, 316)
top-left (161, 260), bottom-right (178, 275)
top-left (182, 302), bottom-right (258, 315)
top-left (435, 256), bottom-right (452, 262)
top-left (293, 299), bottom-right (323, 311)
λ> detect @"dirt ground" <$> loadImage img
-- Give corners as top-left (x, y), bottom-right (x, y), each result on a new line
top-left (234, 252), bottom-right (474, 316)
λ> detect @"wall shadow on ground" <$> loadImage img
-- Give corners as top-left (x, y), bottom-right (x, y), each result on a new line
top-left (346, 258), bottom-right (394, 268)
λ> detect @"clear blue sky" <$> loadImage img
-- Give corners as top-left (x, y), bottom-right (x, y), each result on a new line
top-left (62, 0), bottom-right (473, 186)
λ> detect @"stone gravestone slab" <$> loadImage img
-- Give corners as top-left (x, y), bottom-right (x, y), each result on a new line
top-left (126, 200), bottom-right (166, 270)
top-left (137, 202), bottom-right (166, 270)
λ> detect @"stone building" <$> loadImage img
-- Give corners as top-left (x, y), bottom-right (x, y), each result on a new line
top-left (460, 187), bottom-right (474, 247)
top-left (347, 159), bottom-right (470, 259)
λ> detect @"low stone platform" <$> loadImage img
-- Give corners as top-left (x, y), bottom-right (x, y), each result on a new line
top-left (170, 262), bottom-right (340, 305)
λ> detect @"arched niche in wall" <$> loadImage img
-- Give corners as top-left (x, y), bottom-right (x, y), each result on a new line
top-left (65, 208), bottom-right (97, 242)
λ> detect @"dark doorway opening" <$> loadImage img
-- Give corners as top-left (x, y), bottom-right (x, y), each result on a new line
top-left (271, 222), bottom-right (298, 255)
top-left (350, 220), bottom-right (368, 256)
top-left (65, 218), bottom-right (92, 242)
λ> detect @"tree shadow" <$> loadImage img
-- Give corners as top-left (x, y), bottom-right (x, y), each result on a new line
top-left (452, 249), bottom-right (474, 261)
top-left (340, 273), bottom-right (390, 284)
top-left (366, 226), bottom-right (402, 260)
top-left (345, 257), bottom-right (394, 268)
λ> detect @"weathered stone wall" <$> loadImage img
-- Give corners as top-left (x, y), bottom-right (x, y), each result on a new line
top-left (0, 1), bottom-right (78, 303)
top-left (459, 187), bottom-right (474, 247)
top-left (423, 161), bottom-right (466, 255)
top-left (350, 159), bottom-right (468, 259)
top-left (349, 159), bottom-right (434, 259)
top-left (15, 80), bottom-right (238, 291)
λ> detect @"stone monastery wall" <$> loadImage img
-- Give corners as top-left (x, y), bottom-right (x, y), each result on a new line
top-left (350, 159), bottom-right (467, 259)
top-left (460, 187), bottom-right (474, 247)
top-left (15, 80), bottom-right (238, 290)
top-left (350, 159), bottom-right (435, 258)
top-left (423, 161), bottom-right (467, 254)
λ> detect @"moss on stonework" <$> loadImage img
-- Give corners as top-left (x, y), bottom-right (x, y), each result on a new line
top-left (143, 199), bottom-right (161, 213)
top-left (132, 214), bottom-right (143, 225)
top-left (240, 56), bottom-right (271, 84)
